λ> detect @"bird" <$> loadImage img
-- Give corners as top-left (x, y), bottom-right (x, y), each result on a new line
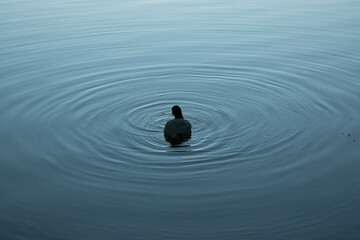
top-left (164, 105), bottom-right (191, 145)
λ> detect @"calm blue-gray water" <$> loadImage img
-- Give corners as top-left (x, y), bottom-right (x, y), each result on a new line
top-left (1, 0), bottom-right (360, 239)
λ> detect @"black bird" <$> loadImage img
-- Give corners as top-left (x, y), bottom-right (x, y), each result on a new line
top-left (164, 105), bottom-right (191, 145)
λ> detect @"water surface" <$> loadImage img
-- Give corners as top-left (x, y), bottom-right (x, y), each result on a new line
top-left (1, 0), bottom-right (360, 239)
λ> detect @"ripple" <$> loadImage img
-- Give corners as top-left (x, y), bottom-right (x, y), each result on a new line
top-left (2, 62), bottom-right (335, 183)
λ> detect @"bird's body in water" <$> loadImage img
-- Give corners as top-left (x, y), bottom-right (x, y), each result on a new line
top-left (164, 105), bottom-right (191, 145)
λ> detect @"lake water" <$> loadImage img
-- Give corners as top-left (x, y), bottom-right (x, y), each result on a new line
top-left (1, 0), bottom-right (360, 239)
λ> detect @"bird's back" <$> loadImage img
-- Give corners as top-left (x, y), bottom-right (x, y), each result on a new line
top-left (164, 119), bottom-right (191, 143)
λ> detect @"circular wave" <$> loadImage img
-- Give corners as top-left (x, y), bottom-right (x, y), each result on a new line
top-left (2, 63), bottom-right (332, 183)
